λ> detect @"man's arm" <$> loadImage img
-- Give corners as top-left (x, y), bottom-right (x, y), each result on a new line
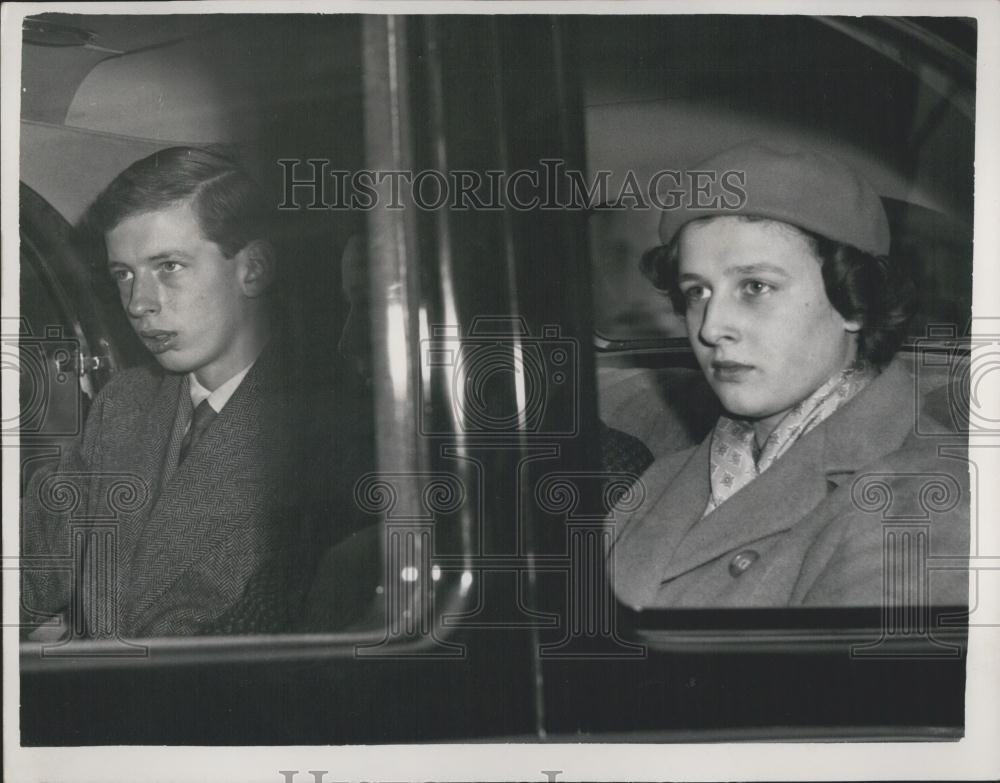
top-left (19, 384), bottom-right (110, 631)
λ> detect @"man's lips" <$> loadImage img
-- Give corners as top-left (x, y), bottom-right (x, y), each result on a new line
top-left (138, 329), bottom-right (177, 354)
top-left (710, 360), bottom-right (754, 381)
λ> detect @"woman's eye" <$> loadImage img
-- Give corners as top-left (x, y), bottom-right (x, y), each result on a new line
top-left (741, 280), bottom-right (773, 296)
top-left (682, 285), bottom-right (709, 304)
top-left (159, 261), bottom-right (182, 273)
top-left (110, 269), bottom-right (132, 282)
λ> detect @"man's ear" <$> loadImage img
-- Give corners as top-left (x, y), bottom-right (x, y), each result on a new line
top-left (236, 240), bottom-right (276, 297)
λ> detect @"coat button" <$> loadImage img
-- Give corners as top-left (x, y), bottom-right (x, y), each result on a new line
top-left (728, 550), bottom-right (759, 577)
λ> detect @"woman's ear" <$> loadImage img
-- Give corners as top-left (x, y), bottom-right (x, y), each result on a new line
top-left (237, 240), bottom-right (276, 297)
top-left (843, 317), bottom-right (862, 334)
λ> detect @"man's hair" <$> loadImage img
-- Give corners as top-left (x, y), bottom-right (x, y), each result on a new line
top-left (89, 146), bottom-right (270, 257)
top-left (639, 215), bottom-right (916, 367)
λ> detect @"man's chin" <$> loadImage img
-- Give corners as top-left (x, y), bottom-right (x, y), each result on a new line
top-left (150, 352), bottom-right (194, 375)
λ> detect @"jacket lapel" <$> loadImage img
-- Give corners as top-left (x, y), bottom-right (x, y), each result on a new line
top-left (660, 428), bottom-right (830, 582)
top-left (122, 360), bottom-right (276, 624)
top-left (118, 373), bottom-right (186, 556)
top-left (155, 375), bottom-right (192, 496)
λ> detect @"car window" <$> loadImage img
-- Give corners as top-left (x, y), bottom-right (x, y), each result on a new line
top-left (11, 9), bottom-right (984, 754)
top-left (584, 15), bottom-right (974, 345)
top-left (580, 15), bottom-right (974, 615)
top-left (588, 205), bottom-right (685, 341)
top-left (16, 245), bottom-right (86, 484)
top-left (17, 14), bottom-right (391, 643)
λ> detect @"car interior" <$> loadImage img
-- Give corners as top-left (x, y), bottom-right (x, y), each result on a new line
top-left (13, 10), bottom-right (977, 745)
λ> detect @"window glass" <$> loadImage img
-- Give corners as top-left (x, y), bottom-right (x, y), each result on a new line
top-left (588, 206), bottom-right (685, 341)
top-left (16, 248), bottom-right (85, 484)
top-left (583, 16), bottom-right (974, 344)
top-left (18, 14), bottom-right (382, 641)
top-left (580, 15), bottom-right (974, 613)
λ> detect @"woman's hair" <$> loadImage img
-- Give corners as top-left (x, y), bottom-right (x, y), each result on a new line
top-left (88, 146), bottom-right (270, 258)
top-left (639, 215), bottom-right (916, 367)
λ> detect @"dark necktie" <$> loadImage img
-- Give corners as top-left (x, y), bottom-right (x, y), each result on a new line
top-left (179, 399), bottom-right (217, 464)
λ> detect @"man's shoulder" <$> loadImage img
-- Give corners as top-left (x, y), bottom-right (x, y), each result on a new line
top-left (94, 364), bottom-right (176, 411)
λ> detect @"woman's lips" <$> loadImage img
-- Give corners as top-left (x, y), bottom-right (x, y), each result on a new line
top-left (138, 330), bottom-right (177, 354)
top-left (711, 360), bottom-right (754, 382)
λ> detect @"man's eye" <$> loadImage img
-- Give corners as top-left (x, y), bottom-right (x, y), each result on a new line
top-left (110, 269), bottom-right (132, 282)
top-left (159, 261), bottom-right (182, 273)
top-left (741, 280), bottom-right (773, 296)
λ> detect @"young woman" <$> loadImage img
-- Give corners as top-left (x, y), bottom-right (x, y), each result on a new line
top-left (611, 143), bottom-right (969, 608)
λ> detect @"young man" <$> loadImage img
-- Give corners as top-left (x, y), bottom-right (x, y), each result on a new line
top-left (22, 147), bottom-right (309, 637)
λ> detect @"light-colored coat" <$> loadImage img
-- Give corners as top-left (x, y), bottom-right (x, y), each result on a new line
top-left (611, 359), bottom-right (970, 607)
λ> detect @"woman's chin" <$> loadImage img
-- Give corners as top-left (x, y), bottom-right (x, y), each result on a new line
top-left (714, 392), bottom-right (782, 423)
top-left (711, 387), bottom-right (758, 417)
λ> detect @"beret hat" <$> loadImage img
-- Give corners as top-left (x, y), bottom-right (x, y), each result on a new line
top-left (657, 142), bottom-right (891, 256)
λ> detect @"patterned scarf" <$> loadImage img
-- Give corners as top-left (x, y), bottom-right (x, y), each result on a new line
top-left (704, 362), bottom-right (875, 516)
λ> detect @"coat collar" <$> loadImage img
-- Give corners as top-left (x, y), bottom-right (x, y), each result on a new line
top-left (616, 358), bottom-right (917, 602)
top-left (819, 358), bottom-right (915, 485)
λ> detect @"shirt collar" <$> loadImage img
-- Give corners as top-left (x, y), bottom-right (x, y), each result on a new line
top-left (188, 360), bottom-right (256, 413)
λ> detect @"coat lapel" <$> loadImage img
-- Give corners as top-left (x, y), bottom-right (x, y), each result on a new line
top-left (660, 427), bottom-right (830, 582)
top-left (118, 373), bottom-right (186, 556)
top-left (155, 375), bottom-right (193, 495)
top-left (122, 359), bottom-right (278, 624)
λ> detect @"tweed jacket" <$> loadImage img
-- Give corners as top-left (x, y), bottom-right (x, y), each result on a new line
top-left (610, 358), bottom-right (970, 608)
top-left (21, 345), bottom-right (314, 637)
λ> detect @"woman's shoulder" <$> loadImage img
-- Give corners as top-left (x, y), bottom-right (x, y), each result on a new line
top-left (639, 440), bottom-right (703, 489)
top-left (610, 439), bottom-right (705, 541)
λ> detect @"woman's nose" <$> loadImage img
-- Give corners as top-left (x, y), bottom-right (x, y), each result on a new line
top-left (697, 295), bottom-right (739, 346)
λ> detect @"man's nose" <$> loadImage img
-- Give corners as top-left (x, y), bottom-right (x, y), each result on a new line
top-left (697, 295), bottom-right (739, 346)
top-left (125, 272), bottom-right (160, 318)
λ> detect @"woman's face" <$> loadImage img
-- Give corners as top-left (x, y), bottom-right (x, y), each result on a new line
top-left (677, 216), bottom-right (860, 440)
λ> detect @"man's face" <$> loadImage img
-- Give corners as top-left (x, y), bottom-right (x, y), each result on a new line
top-left (677, 216), bottom-right (860, 440)
top-left (106, 200), bottom-right (259, 389)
